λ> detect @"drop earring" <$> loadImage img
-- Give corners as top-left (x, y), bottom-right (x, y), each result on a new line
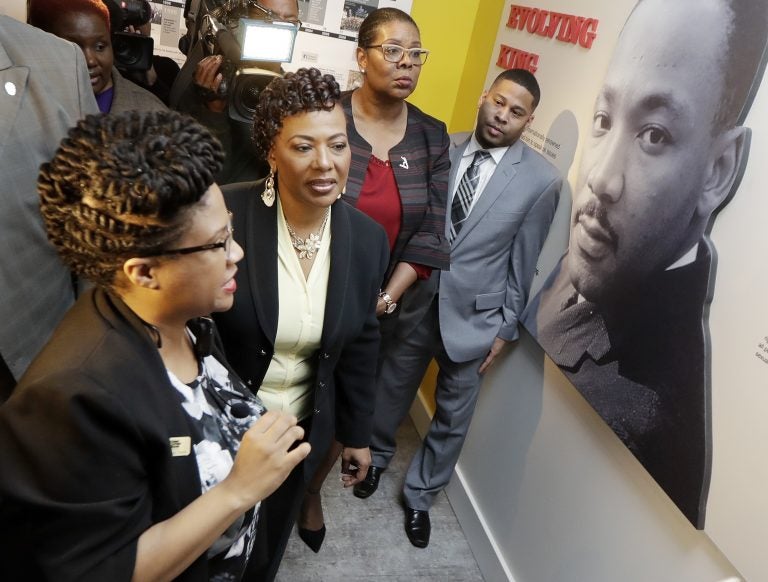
top-left (338, 185), bottom-right (346, 200)
top-left (262, 169), bottom-right (275, 207)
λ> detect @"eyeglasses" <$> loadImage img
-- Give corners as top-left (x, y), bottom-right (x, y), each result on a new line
top-left (139, 212), bottom-right (235, 259)
top-left (365, 44), bottom-right (430, 65)
top-left (249, 1), bottom-right (302, 27)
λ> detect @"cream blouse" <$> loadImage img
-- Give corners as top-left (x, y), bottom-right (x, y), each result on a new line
top-left (258, 199), bottom-right (331, 420)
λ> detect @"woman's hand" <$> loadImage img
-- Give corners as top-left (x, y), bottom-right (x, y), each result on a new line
top-left (375, 296), bottom-right (389, 316)
top-left (221, 411), bottom-right (311, 508)
top-left (340, 446), bottom-right (371, 487)
top-left (133, 411), bottom-right (309, 582)
top-left (376, 262), bottom-right (419, 316)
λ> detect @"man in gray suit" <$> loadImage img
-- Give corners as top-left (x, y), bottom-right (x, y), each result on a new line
top-left (354, 68), bottom-right (561, 547)
top-left (0, 15), bottom-right (98, 400)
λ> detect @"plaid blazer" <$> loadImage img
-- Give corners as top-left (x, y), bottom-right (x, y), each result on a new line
top-left (340, 91), bottom-right (451, 280)
top-left (0, 17), bottom-right (98, 382)
top-left (109, 66), bottom-right (166, 114)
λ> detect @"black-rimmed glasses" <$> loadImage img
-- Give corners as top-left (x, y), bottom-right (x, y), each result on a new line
top-left (249, 1), bottom-right (303, 27)
top-left (365, 44), bottom-right (430, 65)
top-left (139, 212), bottom-right (234, 259)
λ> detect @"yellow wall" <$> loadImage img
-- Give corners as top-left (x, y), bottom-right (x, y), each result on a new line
top-left (404, 0), bottom-right (505, 412)
top-left (409, 0), bottom-right (505, 133)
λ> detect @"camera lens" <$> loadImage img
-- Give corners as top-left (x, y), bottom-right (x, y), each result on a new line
top-left (231, 71), bottom-right (274, 122)
top-left (228, 69), bottom-right (281, 124)
top-left (113, 35), bottom-right (142, 66)
top-left (238, 77), bottom-right (264, 116)
top-left (111, 32), bottom-right (154, 71)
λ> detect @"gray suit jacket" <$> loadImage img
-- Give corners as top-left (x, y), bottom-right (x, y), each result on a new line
top-left (0, 17), bottom-right (98, 380)
top-left (435, 133), bottom-right (561, 362)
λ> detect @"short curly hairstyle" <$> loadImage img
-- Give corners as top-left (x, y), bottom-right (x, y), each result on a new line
top-left (252, 67), bottom-right (341, 159)
top-left (38, 110), bottom-right (225, 290)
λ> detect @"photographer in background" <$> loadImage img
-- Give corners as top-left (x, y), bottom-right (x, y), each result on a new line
top-left (28, 0), bottom-right (165, 114)
top-left (123, 17), bottom-right (181, 105)
top-left (97, 0), bottom-right (179, 104)
top-left (171, 0), bottom-right (300, 185)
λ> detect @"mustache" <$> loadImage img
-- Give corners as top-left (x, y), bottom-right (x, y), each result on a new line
top-left (574, 199), bottom-right (619, 251)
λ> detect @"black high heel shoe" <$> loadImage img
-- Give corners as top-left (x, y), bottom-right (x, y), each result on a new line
top-left (297, 490), bottom-right (326, 553)
top-left (297, 524), bottom-right (326, 553)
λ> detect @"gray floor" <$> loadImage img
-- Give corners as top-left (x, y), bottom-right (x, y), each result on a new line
top-left (275, 416), bottom-right (485, 581)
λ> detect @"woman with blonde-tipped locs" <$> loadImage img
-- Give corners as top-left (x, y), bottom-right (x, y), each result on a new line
top-left (0, 110), bottom-right (308, 582)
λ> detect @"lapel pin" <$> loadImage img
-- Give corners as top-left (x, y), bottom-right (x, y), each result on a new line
top-left (399, 156), bottom-right (409, 169)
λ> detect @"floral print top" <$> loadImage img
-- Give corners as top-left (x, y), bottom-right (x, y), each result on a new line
top-left (167, 350), bottom-right (266, 582)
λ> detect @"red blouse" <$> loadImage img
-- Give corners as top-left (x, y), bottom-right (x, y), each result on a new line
top-left (355, 155), bottom-right (432, 280)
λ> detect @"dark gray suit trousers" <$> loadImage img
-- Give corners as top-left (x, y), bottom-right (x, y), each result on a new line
top-left (371, 295), bottom-right (485, 511)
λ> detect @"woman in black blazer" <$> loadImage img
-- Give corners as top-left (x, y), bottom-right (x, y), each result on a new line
top-left (0, 110), bottom-right (308, 581)
top-left (213, 68), bottom-right (389, 580)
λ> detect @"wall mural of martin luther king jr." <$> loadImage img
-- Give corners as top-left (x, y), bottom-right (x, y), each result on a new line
top-left (522, 0), bottom-right (768, 528)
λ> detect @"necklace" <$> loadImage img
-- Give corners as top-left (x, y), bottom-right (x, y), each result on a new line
top-left (285, 208), bottom-right (330, 260)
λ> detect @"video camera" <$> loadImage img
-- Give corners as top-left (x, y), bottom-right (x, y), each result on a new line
top-left (180, 0), bottom-right (299, 122)
top-left (103, 0), bottom-right (155, 72)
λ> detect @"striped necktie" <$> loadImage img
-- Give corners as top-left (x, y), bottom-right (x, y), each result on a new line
top-left (450, 149), bottom-right (491, 241)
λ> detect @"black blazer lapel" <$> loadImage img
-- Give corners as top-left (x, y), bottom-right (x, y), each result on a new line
top-left (321, 201), bottom-right (352, 348)
top-left (245, 191), bottom-right (279, 344)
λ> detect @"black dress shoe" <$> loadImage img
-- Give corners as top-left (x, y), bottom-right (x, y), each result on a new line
top-left (404, 507), bottom-right (430, 548)
top-left (353, 466), bottom-right (384, 499)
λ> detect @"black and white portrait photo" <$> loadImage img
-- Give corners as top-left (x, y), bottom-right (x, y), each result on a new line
top-left (522, 0), bottom-right (768, 528)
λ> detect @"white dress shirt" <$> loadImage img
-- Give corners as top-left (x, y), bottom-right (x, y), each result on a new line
top-left (449, 134), bottom-right (509, 215)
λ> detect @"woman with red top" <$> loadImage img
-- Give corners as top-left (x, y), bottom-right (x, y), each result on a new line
top-left (298, 6), bottom-right (451, 545)
top-left (342, 7), bottom-right (450, 317)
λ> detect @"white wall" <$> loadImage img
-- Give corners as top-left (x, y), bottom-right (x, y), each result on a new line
top-left (427, 334), bottom-right (741, 581)
top-left (0, 0), bottom-right (25, 21)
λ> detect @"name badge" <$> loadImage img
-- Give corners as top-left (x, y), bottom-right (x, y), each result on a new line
top-left (169, 436), bottom-right (192, 457)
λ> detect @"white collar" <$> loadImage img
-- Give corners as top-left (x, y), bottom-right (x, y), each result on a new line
top-left (665, 243), bottom-right (699, 271)
top-left (464, 134), bottom-right (508, 165)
